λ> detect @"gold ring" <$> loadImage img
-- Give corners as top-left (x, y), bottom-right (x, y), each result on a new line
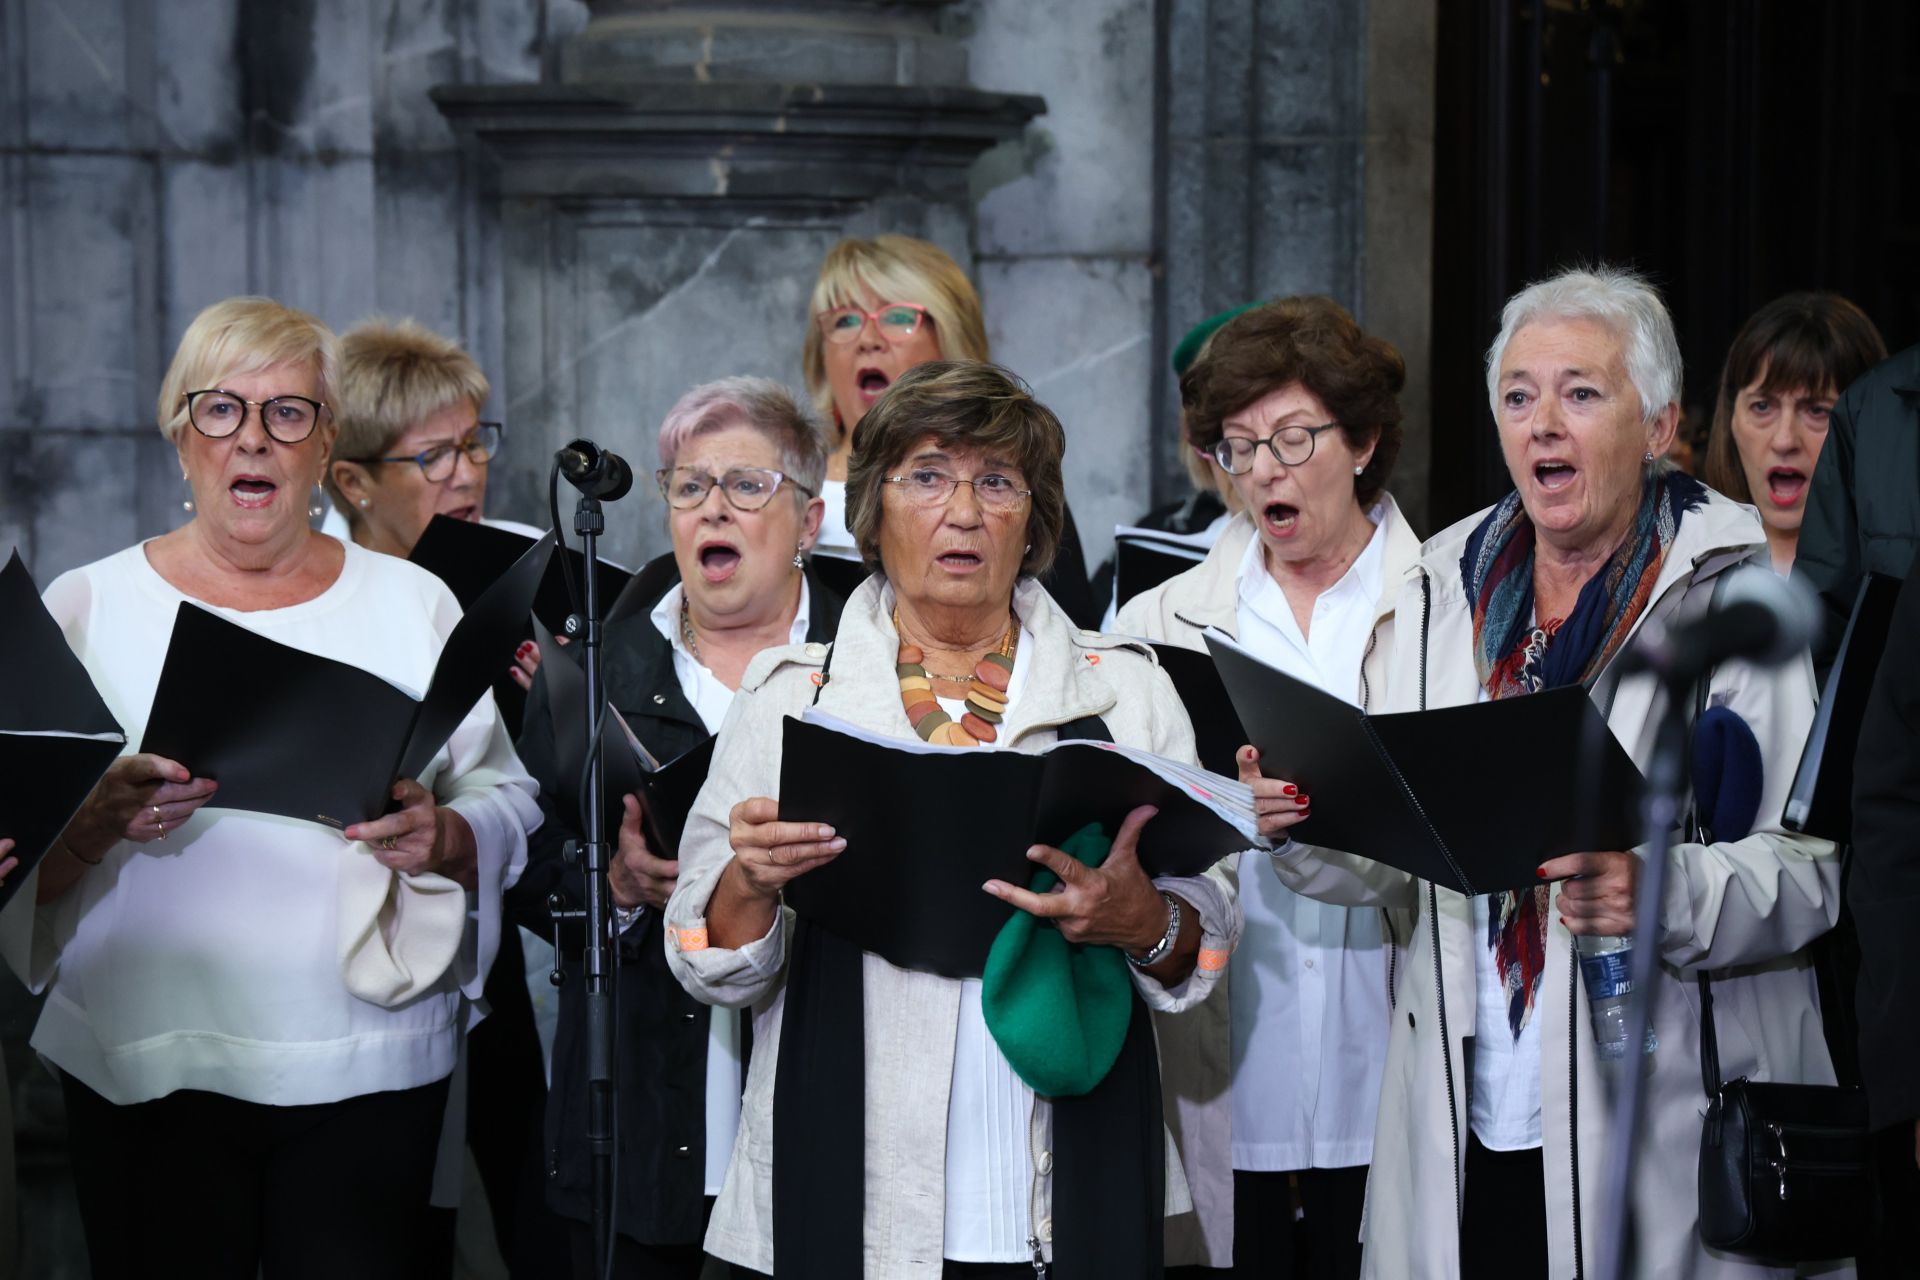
top-left (381, 836), bottom-right (397, 851)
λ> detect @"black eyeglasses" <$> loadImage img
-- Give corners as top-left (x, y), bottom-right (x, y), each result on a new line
top-left (362, 423), bottom-right (503, 482)
top-left (655, 466), bottom-right (814, 511)
top-left (1211, 423), bottom-right (1346, 474)
top-left (183, 390), bottom-right (328, 444)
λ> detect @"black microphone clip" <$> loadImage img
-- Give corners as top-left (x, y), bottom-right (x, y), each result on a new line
top-left (557, 438), bottom-right (634, 502)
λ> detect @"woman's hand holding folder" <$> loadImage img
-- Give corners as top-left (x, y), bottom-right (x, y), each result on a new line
top-left (708, 797), bottom-right (847, 948)
top-left (1235, 746), bottom-right (1312, 841)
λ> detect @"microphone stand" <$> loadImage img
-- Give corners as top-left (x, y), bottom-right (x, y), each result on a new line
top-left (569, 491), bottom-right (617, 1277)
top-left (1594, 677), bottom-right (1692, 1280)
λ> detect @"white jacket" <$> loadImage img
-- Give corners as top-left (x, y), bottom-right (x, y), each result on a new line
top-left (1115, 496), bottom-right (1422, 1267)
top-left (1272, 489), bottom-right (1847, 1280)
top-left (663, 574), bottom-right (1242, 1277)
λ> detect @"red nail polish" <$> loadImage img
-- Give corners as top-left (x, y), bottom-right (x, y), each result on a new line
top-left (1535, 867), bottom-right (1549, 879)
top-left (1282, 784), bottom-right (1298, 797)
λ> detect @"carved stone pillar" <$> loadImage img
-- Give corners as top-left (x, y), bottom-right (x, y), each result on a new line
top-left (434, 1), bottom-right (1044, 566)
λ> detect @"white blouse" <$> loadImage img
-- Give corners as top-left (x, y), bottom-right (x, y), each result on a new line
top-left (933, 631), bottom-right (1040, 1262)
top-left (6, 540), bottom-right (539, 1107)
top-left (648, 579), bottom-right (811, 1195)
top-left (813, 479), bottom-right (860, 563)
top-left (1227, 515), bottom-right (1393, 1171)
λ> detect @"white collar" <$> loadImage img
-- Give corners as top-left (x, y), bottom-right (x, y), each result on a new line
top-left (649, 574), bottom-right (812, 664)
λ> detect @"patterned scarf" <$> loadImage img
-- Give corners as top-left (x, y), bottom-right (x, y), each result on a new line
top-left (1459, 469), bottom-right (1705, 1037)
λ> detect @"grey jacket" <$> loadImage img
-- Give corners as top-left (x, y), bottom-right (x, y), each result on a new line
top-left (663, 573), bottom-right (1242, 1277)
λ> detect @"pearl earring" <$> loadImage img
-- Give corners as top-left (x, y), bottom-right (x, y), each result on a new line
top-left (1643, 451), bottom-right (1655, 464)
top-left (792, 544), bottom-right (806, 570)
top-left (359, 498), bottom-right (371, 509)
top-left (180, 472), bottom-right (194, 514)
top-left (308, 483), bottom-right (326, 519)
top-left (1354, 465), bottom-right (1364, 476)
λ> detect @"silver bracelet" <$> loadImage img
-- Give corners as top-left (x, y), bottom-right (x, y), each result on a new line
top-left (612, 901), bottom-right (646, 934)
top-left (1126, 892), bottom-right (1181, 968)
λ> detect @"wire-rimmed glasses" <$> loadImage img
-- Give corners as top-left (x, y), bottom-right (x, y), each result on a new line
top-left (881, 466), bottom-right (1031, 510)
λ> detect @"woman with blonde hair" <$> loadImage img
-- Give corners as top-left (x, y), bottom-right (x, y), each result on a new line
top-left (6, 297), bottom-right (538, 1279)
top-left (800, 234), bottom-right (1100, 625)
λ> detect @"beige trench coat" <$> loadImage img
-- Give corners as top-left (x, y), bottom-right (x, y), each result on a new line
top-left (663, 574), bottom-right (1243, 1277)
top-left (1272, 490), bottom-right (1850, 1280)
top-left (1115, 496), bottom-right (1422, 1267)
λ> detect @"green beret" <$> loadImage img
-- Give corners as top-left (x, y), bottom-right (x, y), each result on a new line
top-left (980, 823), bottom-right (1133, 1097)
top-left (1171, 300), bottom-right (1266, 377)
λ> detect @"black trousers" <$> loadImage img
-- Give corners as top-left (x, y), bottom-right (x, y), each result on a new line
top-left (1458, 1134), bottom-right (1549, 1279)
top-left (1167, 1165), bottom-right (1368, 1280)
top-left (734, 1262), bottom-right (1032, 1279)
top-left (62, 1071), bottom-right (451, 1280)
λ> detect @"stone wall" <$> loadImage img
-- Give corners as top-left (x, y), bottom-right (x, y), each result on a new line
top-left (0, 0), bottom-right (587, 583)
top-left (1, 0), bottom-right (1433, 585)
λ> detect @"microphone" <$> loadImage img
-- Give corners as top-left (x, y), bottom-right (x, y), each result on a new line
top-left (1619, 564), bottom-right (1820, 683)
top-left (556, 438), bottom-right (634, 501)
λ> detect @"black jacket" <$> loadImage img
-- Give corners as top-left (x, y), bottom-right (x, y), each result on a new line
top-left (511, 557), bottom-right (845, 1245)
top-left (1796, 343), bottom-right (1920, 679)
top-left (1848, 555), bottom-right (1920, 1133)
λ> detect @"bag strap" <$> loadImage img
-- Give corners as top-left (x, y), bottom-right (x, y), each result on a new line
top-left (1690, 570), bottom-right (1732, 1097)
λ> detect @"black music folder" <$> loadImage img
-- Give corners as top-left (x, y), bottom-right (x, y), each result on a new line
top-left (777, 710), bottom-right (1259, 976)
top-left (1785, 572), bottom-right (1901, 841)
top-left (0, 551), bottom-right (126, 908)
top-left (1149, 642), bottom-right (1247, 777)
top-left (808, 553), bottom-right (873, 604)
top-left (1114, 526), bottom-right (1211, 608)
top-left (533, 616), bottom-right (716, 856)
top-left (1206, 631), bottom-right (1643, 895)
top-left (140, 533), bottom-right (555, 828)
top-left (408, 515), bottom-right (629, 635)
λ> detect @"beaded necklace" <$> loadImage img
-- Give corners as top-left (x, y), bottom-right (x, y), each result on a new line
top-left (894, 606), bottom-right (1017, 747)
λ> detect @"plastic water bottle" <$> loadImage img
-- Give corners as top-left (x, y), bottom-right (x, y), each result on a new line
top-left (1575, 934), bottom-right (1657, 1060)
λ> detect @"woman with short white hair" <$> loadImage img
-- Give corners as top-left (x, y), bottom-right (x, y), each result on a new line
top-left (1252, 266), bottom-right (1844, 1278)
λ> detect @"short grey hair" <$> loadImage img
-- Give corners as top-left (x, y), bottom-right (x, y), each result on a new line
top-left (1485, 265), bottom-right (1682, 423)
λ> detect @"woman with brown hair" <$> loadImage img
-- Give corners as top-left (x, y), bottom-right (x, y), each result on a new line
top-left (1703, 292), bottom-right (1885, 574)
top-left (1117, 296), bottom-right (1419, 1278)
top-left (664, 360), bottom-right (1238, 1278)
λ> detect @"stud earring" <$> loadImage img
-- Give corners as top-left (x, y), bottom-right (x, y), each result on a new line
top-left (1643, 451), bottom-right (1655, 464)
top-left (1354, 465), bottom-right (1364, 476)
top-left (359, 498), bottom-right (371, 509)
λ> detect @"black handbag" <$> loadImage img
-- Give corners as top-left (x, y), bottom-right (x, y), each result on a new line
top-left (1686, 637), bottom-right (1877, 1261)
top-left (1695, 972), bottom-right (1876, 1260)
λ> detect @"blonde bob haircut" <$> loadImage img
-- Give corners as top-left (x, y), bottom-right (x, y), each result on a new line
top-left (802, 235), bottom-right (990, 444)
top-left (326, 319), bottom-right (491, 516)
top-left (156, 297), bottom-right (340, 445)
top-left (845, 360), bottom-right (1066, 579)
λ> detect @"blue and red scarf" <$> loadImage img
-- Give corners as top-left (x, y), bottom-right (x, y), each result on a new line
top-left (1459, 470), bottom-right (1704, 1037)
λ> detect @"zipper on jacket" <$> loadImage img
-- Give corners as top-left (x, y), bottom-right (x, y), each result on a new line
top-left (1416, 570), bottom-right (1463, 1229)
top-left (1026, 1099), bottom-right (1049, 1275)
top-left (1568, 948), bottom-right (1585, 1279)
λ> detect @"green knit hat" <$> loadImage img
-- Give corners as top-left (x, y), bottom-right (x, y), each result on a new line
top-left (1171, 300), bottom-right (1265, 377)
top-left (980, 823), bottom-right (1134, 1098)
